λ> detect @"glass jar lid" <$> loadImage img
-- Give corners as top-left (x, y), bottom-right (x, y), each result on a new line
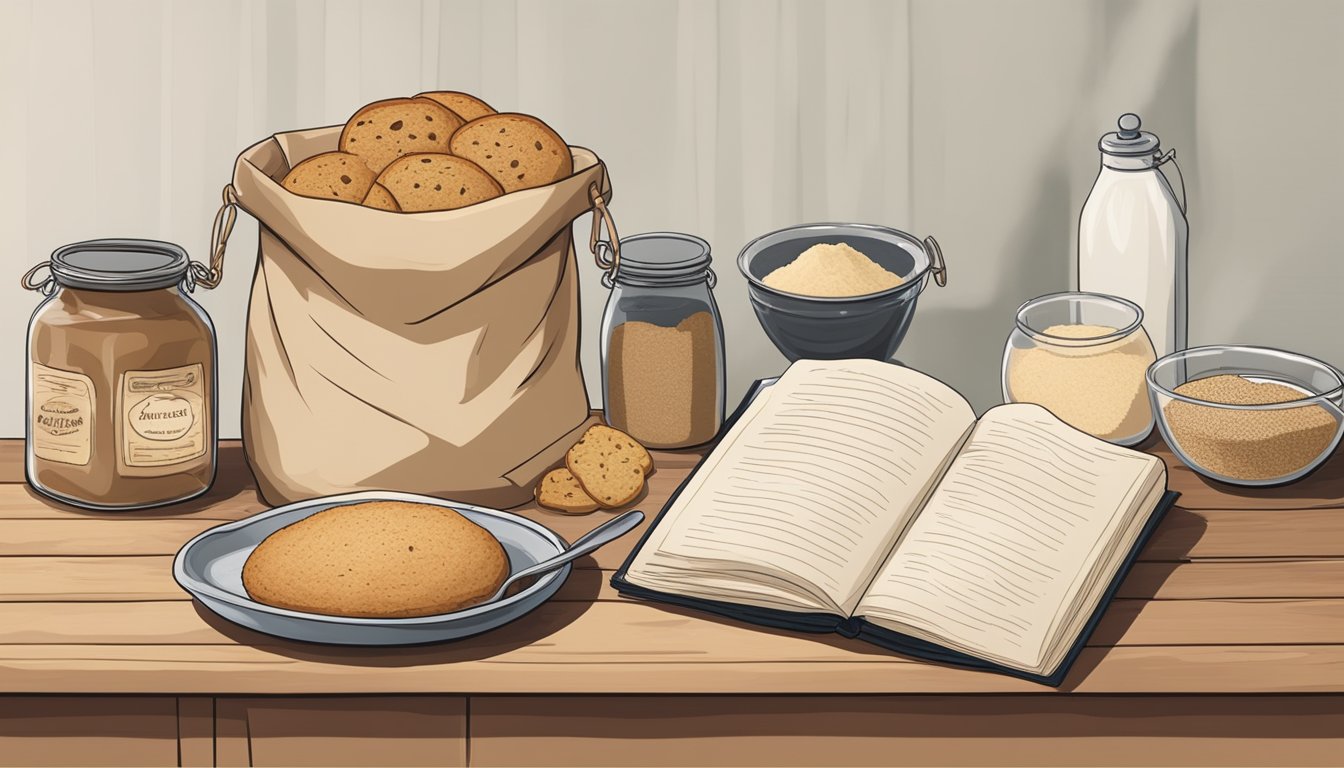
top-left (613, 232), bottom-right (713, 284)
top-left (49, 239), bottom-right (190, 292)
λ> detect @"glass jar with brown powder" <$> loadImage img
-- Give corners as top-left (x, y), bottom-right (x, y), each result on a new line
top-left (23, 239), bottom-right (218, 509)
top-left (598, 233), bottom-right (726, 449)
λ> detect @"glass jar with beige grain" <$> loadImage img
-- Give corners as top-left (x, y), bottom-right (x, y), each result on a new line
top-left (1002, 292), bottom-right (1156, 446)
top-left (23, 239), bottom-right (218, 510)
top-left (599, 233), bottom-right (726, 449)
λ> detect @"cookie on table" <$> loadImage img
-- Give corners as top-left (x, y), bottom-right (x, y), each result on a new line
top-left (375, 153), bottom-right (503, 212)
top-left (414, 90), bottom-right (496, 123)
top-left (280, 151), bottom-right (376, 203)
top-left (586, 424), bottom-right (654, 474)
top-left (339, 97), bottom-right (461, 173)
top-left (448, 113), bottom-right (573, 193)
top-left (565, 425), bottom-right (652, 509)
top-left (362, 182), bottom-right (401, 211)
top-left (241, 501), bottom-right (509, 618)
top-left (535, 467), bottom-right (601, 514)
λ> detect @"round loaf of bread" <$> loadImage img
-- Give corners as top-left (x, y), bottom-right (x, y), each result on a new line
top-left (339, 97), bottom-right (462, 173)
top-left (448, 113), bottom-right (573, 193)
top-left (281, 151), bottom-right (377, 203)
top-left (362, 182), bottom-right (401, 211)
top-left (241, 501), bottom-right (510, 618)
top-left (414, 91), bottom-right (496, 123)
top-left (376, 153), bottom-right (503, 212)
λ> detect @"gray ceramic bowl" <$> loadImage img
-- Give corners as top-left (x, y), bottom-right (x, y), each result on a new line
top-left (738, 223), bottom-right (946, 361)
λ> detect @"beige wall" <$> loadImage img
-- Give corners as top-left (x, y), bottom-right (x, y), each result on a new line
top-left (2, 0), bottom-right (1341, 438)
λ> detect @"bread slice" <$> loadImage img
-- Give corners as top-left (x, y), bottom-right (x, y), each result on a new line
top-left (414, 91), bottom-right (496, 122)
top-left (376, 153), bottom-right (503, 212)
top-left (362, 183), bottom-right (400, 211)
top-left (583, 425), bottom-right (654, 474)
top-left (448, 112), bottom-right (573, 192)
top-left (565, 425), bottom-right (651, 508)
top-left (535, 467), bottom-right (601, 514)
top-left (281, 151), bottom-right (376, 203)
top-left (339, 97), bottom-right (461, 173)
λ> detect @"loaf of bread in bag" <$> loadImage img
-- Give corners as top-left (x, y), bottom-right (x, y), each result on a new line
top-left (415, 91), bottom-right (497, 123)
top-left (376, 153), bottom-right (503, 212)
top-left (340, 98), bottom-right (461, 173)
top-left (449, 113), bottom-right (573, 192)
top-left (281, 151), bottom-right (376, 203)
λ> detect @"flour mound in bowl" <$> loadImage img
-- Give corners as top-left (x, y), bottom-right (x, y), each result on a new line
top-left (762, 242), bottom-right (904, 297)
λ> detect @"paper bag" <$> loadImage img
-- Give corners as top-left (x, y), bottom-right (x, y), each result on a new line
top-left (218, 126), bottom-right (604, 507)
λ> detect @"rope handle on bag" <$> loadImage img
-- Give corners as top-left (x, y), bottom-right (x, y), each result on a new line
top-left (588, 180), bottom-right (621, 288)
top-left (19, 183), bottom-right (239, 296)
top-left (193, 183), bottom-right (239, 290)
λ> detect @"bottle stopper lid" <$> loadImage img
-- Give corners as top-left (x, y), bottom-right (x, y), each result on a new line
top-left (1117, 113), bottom-right (1142, 139)
top-left (1100, 112), bottom-right (1160, 157)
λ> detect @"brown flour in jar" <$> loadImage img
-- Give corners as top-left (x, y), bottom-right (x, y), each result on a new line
top-left (1163, 374), bottom-right (1338, 481)
top-left (29, 288), bottom-right (215, 507)
top-left (606, 312), bottom-right (719, 449)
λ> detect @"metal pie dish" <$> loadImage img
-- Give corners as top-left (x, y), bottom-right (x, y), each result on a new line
top-left (738, 222), bottom-right (942, 362)
top-left (173, 491), bottom-right (571, 646)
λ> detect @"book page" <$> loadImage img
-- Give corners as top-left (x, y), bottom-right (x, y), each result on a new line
top-left (625, 359), bottom-right (976, 615)
top-left (857, 403), bottom-right (1164, 675)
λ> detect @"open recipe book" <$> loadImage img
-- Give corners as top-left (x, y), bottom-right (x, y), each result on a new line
top-left (612, 359), bottom-right (1178, 686)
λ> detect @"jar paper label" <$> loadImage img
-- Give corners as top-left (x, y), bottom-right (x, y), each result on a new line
top-left (120, 364), bottom-right (207, 469)
top-left (31, 363), bottom-right (95, 466)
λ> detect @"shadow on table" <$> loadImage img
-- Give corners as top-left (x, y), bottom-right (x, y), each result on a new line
top-left (195, 599), bottom-right (595, 666)
top-left (1147, 430), bottom-right (1344, 509)
top-left (1053, 502), bottom-right (1207, 691)
top-left (25, 443), bottom-right (257, 518)
top-left (191, 558), bottom-right (606, 665)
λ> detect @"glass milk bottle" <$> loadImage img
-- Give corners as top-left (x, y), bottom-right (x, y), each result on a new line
top-left (1078, 113), bottom-right (1188, 361)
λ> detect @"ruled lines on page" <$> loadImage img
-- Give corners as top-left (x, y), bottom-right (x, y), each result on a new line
top-left (657, 360), bottom-right (977, 613)
top-left (858, 403), bottom-right (1158, 671)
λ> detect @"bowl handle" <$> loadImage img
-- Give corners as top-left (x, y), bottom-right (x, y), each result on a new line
top-left (923, 235), bottom-right (947, 287)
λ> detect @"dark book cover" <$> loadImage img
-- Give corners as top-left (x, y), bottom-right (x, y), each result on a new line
top-left (611, 376), bottom-right (1179, 687)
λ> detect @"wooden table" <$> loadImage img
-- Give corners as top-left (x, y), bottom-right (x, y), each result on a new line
top-left (2, 433), bottom-right (1344, 767)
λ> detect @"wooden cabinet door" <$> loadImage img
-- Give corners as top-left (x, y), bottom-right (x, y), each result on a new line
top-left (0, 696), bottom-right (179, 767)
top-left (215, 697), bottom-right (466, 767)
top-left (469, 695), bottom-right (1344, 767)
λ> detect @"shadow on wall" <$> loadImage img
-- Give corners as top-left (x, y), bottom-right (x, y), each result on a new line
top-left (903, 1), bottom-right (1200, 414)
top-left (907, 167), bottom-right (1075, 414)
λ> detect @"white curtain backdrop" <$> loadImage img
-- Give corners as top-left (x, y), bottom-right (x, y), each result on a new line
top-left (2, 0), bottom-right (1341, 438)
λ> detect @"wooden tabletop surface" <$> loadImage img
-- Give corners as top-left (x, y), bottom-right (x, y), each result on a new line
top-left (1, 431), bottom-right (1343, 696)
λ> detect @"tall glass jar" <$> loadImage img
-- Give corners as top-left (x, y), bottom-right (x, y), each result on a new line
top-left (600, 232), bottom-right (726, 449)
top-left (1002, 291), bottom-right (1156, 446)
top-left (23, 239), bottom-right (218, 510)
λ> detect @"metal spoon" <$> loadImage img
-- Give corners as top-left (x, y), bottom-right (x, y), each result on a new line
top-left (489, 510), bottom-right (645, 602)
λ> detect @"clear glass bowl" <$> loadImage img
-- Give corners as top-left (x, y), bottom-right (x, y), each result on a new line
top-left (1002, 292), bottom-right (1156, 446)
top-left (1147, 345), bottom-right (1344, 486)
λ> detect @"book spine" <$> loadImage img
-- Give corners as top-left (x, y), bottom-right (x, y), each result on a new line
top-left (836, 617), bottom-right (863, 639)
